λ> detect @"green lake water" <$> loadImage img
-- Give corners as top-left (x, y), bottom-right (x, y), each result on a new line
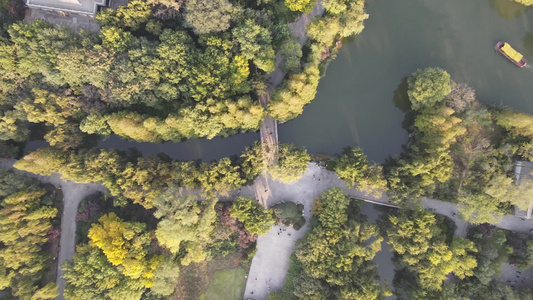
top-left (93, 0), bottom-right (533, 163)
top-left (280, 0), bottom-right (533, 162)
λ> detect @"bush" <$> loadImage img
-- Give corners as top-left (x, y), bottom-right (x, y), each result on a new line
top-left (271, 201), bottom-right (306, 230)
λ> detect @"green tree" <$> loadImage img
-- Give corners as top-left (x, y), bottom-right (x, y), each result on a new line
top-left (386, 210), bottom-right (477, 293)
top-left (240, 141), bottom-right (267, 182)
top-left (0, 172), bottom-right (58, 300)
top-left (294, 188), bottom-right (384, 299)
top-left (496, 108), bottom-right (533, 138)
top-left (230, 196), bottom-right (274, 235)
top-left (153, 188), bottom-right (216, 265)
top-left (280, 37), bottom-right (302, 73)
top-left (268, 64), bottom-right (320, 121)
top-left (100, 27), bottom-right (133, 52)
top-left (150, 257), bottom-right (181, 296)
top-left (407, 68), bottom-right (451, 111)
top-left (468, 225), bottom-right (511, 285)
top-left (0, 110), bottom-right (30, 141)
top-left (63, 244), bottom-right (145, 300)
top-left (335, 147), bottom-right (387, 197)
top-left (269, 143), bottom-right (310, 183)
top-left (285, 0), bottom-right (314, 12)
top-left (184, 0), bottom-right (234, 34)
top-left (232, 19), bottom-right (275, 72)
top-left (44, 123), bottom-right (86, 150)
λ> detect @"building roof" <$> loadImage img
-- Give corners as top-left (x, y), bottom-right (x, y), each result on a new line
top-left (26, 0), bottom-right (106, 15)
top-left (502, 43), bottom-right (524, 63)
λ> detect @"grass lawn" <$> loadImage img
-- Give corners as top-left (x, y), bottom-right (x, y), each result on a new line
top-left (200, 268), bottom-right (247, 300)
top-left (174, 253), bottom-right (250, 300)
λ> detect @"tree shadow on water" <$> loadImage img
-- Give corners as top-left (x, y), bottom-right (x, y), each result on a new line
top-left (488, 0), bottom-right (529, 19)
top-left (392, 77), bottom-right (410, 112)
top-left (392, 77), bottom-right (416, 132)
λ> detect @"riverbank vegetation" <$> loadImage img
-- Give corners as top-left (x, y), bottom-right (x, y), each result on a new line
top-left (281, 188), bottom-right (388, 299)
top-left (379, 208), bottom-right (533, 299)
top-left (383, 209), bottom-right (477, 298)
top-left (334, 147), bottom-right (387, 197)
top-left (268, 0), bottom-right (369, 122)
top-left (0, 170), bottom-right (59, 299)
top-left (0, 0), bottom-right (318, 147)
top-left (514, 0), bottom-right (533, 6)
top-left (381, 67), bottom-right (533, 224)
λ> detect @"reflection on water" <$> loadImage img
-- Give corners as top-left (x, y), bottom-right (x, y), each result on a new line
top-left (523, 32), bottom-right (533, 59)
top-left (489, 0), bottom-right (529, 19)
top-left (392, 77), bottom-right (410, 113)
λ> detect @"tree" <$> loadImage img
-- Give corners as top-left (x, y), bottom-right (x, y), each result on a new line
top-left (444, 83), bottom-right (476, 113)
top-left (268, 64), bottom-right (320, 121)
top-left (294, 188), bottom-right (384, 299)
top-left (100, 27), bottom-right (133, 53)
top-left (468, 225), bottom-right (511, 285)
top-left (280, 37), bottom-right (302, 73)
top-left (514, 0), bottom-right (533, 5)
top-left (496, 108), bottom-right (533, 138)
top-left (0, 109), bottom-right (29, 141)
top-left (269, 143), bottom-right (310, 183)
top-left (239, 141), bottom-right (266, 182)
top-left (386, 210), bottom-right (477, 293)
top-left (335, 147), bottom-right (387, 197)
top-left (183, 0), bottom-right (234, 34)
top-left (88, 213), bottom-right (159, 287)
top-left (150, 257), bottom-right (181, 296)
top-left (63, 244), bottom-right (145, 300)
top-left (44, 123), bottom-right (86, 150)
top-left (153, 188), bottom-right (215, 265)
top-left (0, 172), bottom-right (58, 299)
top-left (0, 169), bottom-right (38, 197)
top-left (230, 196), bottom-right (274, 236)
top-left (457, 192), bottom-right (504, 225)
top-left (285, 0), bottom-right (314, 12)
top-left (407, 68), bottom-right (451, 111)
top-left (232, 19), bottom-right (275, 72)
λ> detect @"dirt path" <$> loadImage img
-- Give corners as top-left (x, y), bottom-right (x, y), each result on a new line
top-left (0, 158), bottom-right (105, 299)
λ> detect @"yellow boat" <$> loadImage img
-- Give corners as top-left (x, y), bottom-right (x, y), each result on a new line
top-left (495, 41), bottom-right (527, 67)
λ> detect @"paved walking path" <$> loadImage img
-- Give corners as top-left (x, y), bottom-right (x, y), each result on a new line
top-left (243, 162), bottom-right (533, 299)
top-left (0, 159), bottom-right (105, 300)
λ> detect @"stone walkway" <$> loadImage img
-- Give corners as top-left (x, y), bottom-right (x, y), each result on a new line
top-left (494, 263), bottom-right (533, 288)
top-left (243, 164), bottom-right (342, 300)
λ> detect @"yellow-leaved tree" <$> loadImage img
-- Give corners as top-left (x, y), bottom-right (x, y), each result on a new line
top-left (88, 213), bottom-right (162, 287)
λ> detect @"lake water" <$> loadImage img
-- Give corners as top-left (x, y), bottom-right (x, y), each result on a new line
top-left (92, 0), bottom-right (533, 163)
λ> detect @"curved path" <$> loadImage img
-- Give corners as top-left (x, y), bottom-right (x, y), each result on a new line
top-left (0, 159), bottom-right (105, 300)
top-left (243, 163), bottom-right (533, 299)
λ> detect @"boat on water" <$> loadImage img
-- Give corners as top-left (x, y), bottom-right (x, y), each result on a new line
top-left (495, 41), bottom-right (527, 67)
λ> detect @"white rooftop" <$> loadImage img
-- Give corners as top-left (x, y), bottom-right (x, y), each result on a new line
top-left (26, 0), bottom-right (106, 15)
